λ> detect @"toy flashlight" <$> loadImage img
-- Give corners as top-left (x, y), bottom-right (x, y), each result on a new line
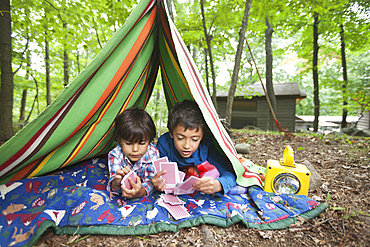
top-left (264, 145), bottom-right (311, 195)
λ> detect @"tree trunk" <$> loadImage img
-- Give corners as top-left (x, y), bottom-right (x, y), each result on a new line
top-left (204, 48), bottom-right (210, 94)
top-left (26, 75), bottom-right (39, 122)
top-left (313, 12), bottom-right (320, 132)
top-left (0, 0), bottom-right (15, 142)
top-left (76, 49), bottom-right (81, 74)
top-left (19, 89), bottom-right (27, 122)
top-left (225, 0), bottom-right (253, 127)
top-left (192, 46), bottom-right (198, 63)
top-left (20, 52), bottom-right (31, 123)
top-left (154, 88), bottom-right (160, 123)
top-left (45, 29), bottom-right (51, 106)
top-left (200, 0), bottom-right (217, 111)
top-left (340, 24), bottom-right (348, 129)
top-left (265, 18), bottom-right (276, 131)
top-left (63, 22), bottom-right (69, 87)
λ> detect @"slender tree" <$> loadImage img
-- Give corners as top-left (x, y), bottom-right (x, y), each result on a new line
top-left (0, 0), bottom-right (15, 142)
top-left (225, 0), bottom-right (253, 127)
top-left (313, 12), bottom-right (320, 132)
top-left (340, 24), bottom-right (348, 128)
top-left (45, 28), bottom-right (51, 106)
top-left (200, 0), bottom-right (217, 110)
top-left (204, 48), bottom-right (210, 93)
top-left (265, 18), bottom-right (276, 130)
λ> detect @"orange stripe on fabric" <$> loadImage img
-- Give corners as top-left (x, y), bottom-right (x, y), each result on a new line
top-left (60, 6), bottom-right (158, 148)
top-left (67, 53), bottom-right (153, 164)
top-left (8, 159), bottom-right (38, 182)
top-left (80, 59), bottom-right (153, 160)
top-left (61, 75), bottom-right (128, 167)
top-left (6, 5), bottom-right (158, 182)
top-left (55, 8), bottom-right (158, 168)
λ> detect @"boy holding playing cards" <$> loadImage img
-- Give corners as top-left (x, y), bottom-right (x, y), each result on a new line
top-left (153, 100), bottom-right (236, 196)
top-left (107, 107), bottom-right (159, 198)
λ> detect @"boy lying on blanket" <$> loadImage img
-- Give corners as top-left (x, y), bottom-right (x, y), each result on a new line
top-left (106, 107), bottom-right (159, 198)
top-left (152, 100), bottom-right (237, 196)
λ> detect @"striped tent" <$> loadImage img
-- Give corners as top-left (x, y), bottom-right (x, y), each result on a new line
top-left (0, 0), bottom-right (262, 188)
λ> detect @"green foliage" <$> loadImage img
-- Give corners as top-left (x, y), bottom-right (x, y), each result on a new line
top-left (144, 75), bottom-right (169, 137)
top-left (7, 0), bottom-right (370, 130)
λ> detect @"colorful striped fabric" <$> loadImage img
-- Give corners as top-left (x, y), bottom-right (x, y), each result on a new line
top-left (0, 0), bottom-right (262, 188)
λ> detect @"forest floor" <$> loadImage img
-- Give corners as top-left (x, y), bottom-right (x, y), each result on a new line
top-left (35, 130), bottom-right (370, 247)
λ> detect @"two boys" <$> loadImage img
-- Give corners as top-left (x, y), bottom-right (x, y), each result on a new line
top-left (107, 100), bottom-right (236, 199)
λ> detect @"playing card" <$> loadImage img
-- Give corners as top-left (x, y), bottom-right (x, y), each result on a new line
top-left (163, 203), bottom-right (190, 220)
top-left (165, 187), bottom-right (175, 194)
top-left (178, 171), bottom-right (185, 182)
top-left (121, 170), bottom-right (136, 190)
top-left (202, 169), bottom-right (220, 179)
top-left (156, 198), bottom-right (166, 207)
top-left (161, 194), bottom-right (185, 205)
top-left (174, 176), bottom-right (199, 195)
top-left (160, 162), bottom-right (179, 185)
top-left (152, 157), bottom-right (169, 173)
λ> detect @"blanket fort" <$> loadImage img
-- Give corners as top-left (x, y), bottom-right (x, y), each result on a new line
top-left (0, 158), bottom-right (327, 247)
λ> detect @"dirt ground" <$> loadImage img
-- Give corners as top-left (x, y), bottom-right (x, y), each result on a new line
top-left (35, 130), bottom-right (370, 247)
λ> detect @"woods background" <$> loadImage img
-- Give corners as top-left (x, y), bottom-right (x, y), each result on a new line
top-left (0, 0), bottom-right (369, 142)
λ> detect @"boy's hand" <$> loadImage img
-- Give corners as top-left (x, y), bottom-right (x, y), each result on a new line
top-left (193, 177), bottom-right (222, 194)
top-left (121, 175), bottom-right (147, 198)
top-left (111, 168), bottom-right (127, 191)
top-left (152, 170), bottom-right (167, 191)
top-left (121, 166), bottom-right (131, 175)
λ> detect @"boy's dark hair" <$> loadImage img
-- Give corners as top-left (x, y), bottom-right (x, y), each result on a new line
top-left (113, 107), bottom-right (156, 143)
top-left (167, 100), bottom-right (206, 134)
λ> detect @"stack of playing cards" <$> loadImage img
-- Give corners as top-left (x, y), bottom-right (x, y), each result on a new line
top-left (121, 170), bottom-right (136, 190)
top-left (153, 157), bottom-right (200, 195)
top-left (173, 176), bottom-right (200, 195)
top-left (158, 194), bottom-right (189, 220)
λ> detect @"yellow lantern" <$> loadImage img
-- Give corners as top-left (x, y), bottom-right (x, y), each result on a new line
top-left (264, 146), bottom-right (311, 195)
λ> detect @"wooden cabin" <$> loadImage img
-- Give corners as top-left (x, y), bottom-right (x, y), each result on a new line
top-left (216, 83), bottom-right (306, 131)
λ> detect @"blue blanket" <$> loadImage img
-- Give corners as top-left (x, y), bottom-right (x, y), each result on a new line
top-left (0, 158), bottom-right (327, 247)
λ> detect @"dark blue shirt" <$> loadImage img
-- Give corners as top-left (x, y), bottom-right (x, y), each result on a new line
top-left (156, 132), bottom-right (236, 195)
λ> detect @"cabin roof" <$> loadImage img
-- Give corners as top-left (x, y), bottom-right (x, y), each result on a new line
top-left (216, 82), bottom-right (306, 98)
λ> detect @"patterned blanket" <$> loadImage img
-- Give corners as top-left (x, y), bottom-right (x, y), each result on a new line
top-left (0, 158), bottom-right (327, 247)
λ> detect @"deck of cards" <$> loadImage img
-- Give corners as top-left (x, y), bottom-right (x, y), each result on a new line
top-left (153, 157), bottom-right (203, 220)
top-left (153, 157), bottom-right (200, 195)
top-left (158, 194), bottom-right (189, 220)
top-left (120, 170), bottom-right (136, 190)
